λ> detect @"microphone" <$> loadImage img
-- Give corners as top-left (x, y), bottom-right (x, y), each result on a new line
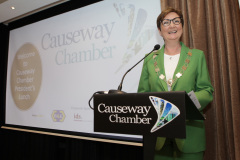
top-left (88, 44), bottom-right (160, 109)
top-left (109, 44), bottom-right (160, 94)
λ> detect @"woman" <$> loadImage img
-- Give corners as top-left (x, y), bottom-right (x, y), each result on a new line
top-left (138, 8), bottom-right (214, 160)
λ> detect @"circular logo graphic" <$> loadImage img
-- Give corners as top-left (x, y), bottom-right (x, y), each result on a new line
top-left (11, 43), bottom-right (42, 110)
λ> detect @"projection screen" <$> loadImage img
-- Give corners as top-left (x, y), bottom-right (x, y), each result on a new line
top-left (5, 0), bottom-right (163, 142)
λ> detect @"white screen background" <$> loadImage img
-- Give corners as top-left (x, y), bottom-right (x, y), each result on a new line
top-left (6, 0), bottom-right (163, 140)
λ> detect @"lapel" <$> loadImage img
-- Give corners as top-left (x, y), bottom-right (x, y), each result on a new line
top-left (154, 42), bottom-right (190, 91)
top-left (171, 42), bottom-right (189, 90)
top-left (154, 46), bottom-right (168, 91)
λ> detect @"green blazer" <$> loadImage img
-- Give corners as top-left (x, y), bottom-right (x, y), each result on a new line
top-left (138, 42), bottom-right (214, 153)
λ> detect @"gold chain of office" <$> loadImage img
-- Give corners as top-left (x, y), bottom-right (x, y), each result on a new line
top-left (153, 50), bottom-right (192, 90)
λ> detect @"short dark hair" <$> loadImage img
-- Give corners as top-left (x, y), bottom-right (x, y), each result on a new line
top-left (157, 7), bottom-right (184, 30)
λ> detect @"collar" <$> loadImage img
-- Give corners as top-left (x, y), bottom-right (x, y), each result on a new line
top-left (153, 42), bottom-right (191, 91)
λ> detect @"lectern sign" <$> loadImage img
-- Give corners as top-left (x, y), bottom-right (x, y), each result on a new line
top-left (149, 96), bottom-right (180, 133)
top-left (94, 92), bottom-right (188, 138)
top-left (97, 103), bottom-right (153, 124)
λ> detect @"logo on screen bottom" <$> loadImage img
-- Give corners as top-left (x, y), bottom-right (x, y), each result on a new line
top-left (149, 96), bottom-right (180, 133)
top-left (51, 110), bottom-right (66, 122)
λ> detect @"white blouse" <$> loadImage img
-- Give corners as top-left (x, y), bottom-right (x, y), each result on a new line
top-left (164, 53), bottom-right (180, 91)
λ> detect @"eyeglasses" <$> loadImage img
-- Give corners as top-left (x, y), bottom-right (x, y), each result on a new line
top-left (161, 17), bottom-right (182, 27)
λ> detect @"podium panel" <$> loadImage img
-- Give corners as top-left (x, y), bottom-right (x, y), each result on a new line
top-left (93, 91), bottom-right (204, 160)
top-left (94, 91), bottom-right (204, 138)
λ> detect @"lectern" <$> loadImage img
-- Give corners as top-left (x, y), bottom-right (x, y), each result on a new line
top-left (93, 91), bottom-right (204, 160)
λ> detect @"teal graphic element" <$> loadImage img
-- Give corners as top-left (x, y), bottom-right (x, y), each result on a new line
top-left (149, 96), bottom-right (180, 133)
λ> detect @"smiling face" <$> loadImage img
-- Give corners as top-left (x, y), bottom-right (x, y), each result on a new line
top-left (158, 12), bottom-right (183, 43)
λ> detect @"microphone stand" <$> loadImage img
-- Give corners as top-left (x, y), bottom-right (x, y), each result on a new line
top-left (88, 44), bottom-right (160, 109)
top-left (109, 44), bottom-right (160, 94)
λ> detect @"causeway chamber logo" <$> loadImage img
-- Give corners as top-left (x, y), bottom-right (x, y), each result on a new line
top-left (97, 96), bottom-right (180, 133)
top-left (149, 96), bottom-right (180, 133)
